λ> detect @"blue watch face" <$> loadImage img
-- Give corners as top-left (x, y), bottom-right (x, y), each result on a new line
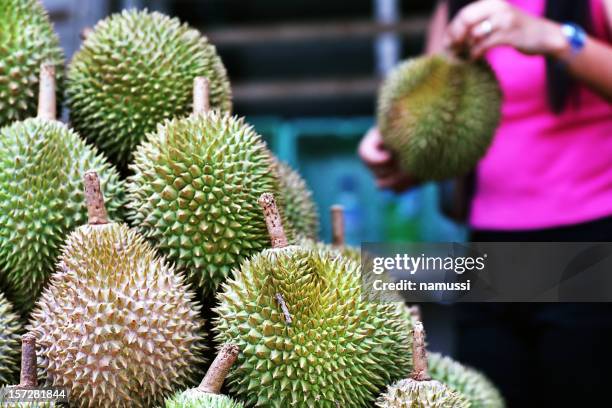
top-left (562, 23), bottom-right (587, 52)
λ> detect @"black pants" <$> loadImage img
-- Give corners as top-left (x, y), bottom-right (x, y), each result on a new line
top-left (457, 216), bottom-right (612, 408)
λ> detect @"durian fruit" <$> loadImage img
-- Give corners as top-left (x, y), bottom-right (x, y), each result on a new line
top-left (377, 54), bottom-right (502, 180)
top-left (127, 77), bottom-right (291, 295)
top-left (28, 172), bottom-right (205, 408)
top-left (275, 160), bottom-right (319, 240)
top-left (164, 344), bottom-right (244, 408)
top-left (377, 322), bottom-right (471, 408)
top-left (0, 0), bottom-right (64, 127)
top-left (0, 64), bottom-right (124, 313)
top-left (214, 193), bottom-right (412, 408)
top-left (428, 353), bottom-right (505, 408)
top-left (66, 9), bottom-right (232, 166)
top-left (0, 292), bottom-right (21, 385)
top-left (3, 333), bottom-right (53, 407)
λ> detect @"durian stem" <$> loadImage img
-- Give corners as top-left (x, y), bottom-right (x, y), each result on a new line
top-left (258, 193), bottom-right (288, 248)
top-left (19, 334), bottom-right (37, 387)
top-left (408, 305), bottom-right (422, 323)
top-left (331, 205), bottom-right (345, 247)
top-left (198, 344), bottom-right (240, 394)
top-left (411, 321), bottom-right (430, 381)
top-left (275, 293), bottom-right (293, 325)
top-left (37, 63), bottom-right (56, 121)
top-left (193, 76), bottom-right (210, 115)
top-left (84, 171), bottom-right (108, 225)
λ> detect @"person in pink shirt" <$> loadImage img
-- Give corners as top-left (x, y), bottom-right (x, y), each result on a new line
top-left (360, 0), bottom-right (612, 406)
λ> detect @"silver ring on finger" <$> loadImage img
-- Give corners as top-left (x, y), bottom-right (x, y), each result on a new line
top-left (479, 19), bottom-right (494, 36)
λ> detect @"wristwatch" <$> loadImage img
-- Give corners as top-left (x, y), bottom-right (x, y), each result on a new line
top-left (561, 23), bottom-right (587, 55)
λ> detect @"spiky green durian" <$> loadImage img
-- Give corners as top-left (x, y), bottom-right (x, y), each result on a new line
top-left (214, 193), bottom-right (412, 408)
top-left (0, 292), bottom-right (21, 385)
top-left (165, 392), bottom-right (243, 408)
top-left (377, 55), bottom-right (501, 180)
top-left (0, 0), bottom-right (64, 127)
top-left (66, 9), bottom-right (231, 166)
top-left (275, 161), bottom-right (319, 240)
top-left (376, 379), bottom-right (472, 408)
top-left (428, 353), bottom-right (504, 408)
top-left (377, 322), bottom-right (471, 408)
top-left (0, 118), bottom-right (124, 312)
top-left (164, 344), bottom-right (244, 408)
top-left (215, 245), bottom-right (412, 407)
top-left (29, 173), bottom-right (205, 408)
top-left (127, 110), bottom-right (292, 295)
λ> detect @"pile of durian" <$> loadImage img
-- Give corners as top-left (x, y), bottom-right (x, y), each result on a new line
top-left (0, 1), bottom-right (505, 407)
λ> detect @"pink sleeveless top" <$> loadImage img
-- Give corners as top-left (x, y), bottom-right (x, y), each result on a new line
top-left (470, 0), bottom-right (612, 230)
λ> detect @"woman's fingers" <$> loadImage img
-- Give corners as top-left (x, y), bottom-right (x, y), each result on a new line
top-left (471, 15), bottom-right (499, 41)
top-left (358, 127), bottom-right (414, 192)
top-left (358, 128), bottom-right (399, 178)
top-left (358, 127), bottom-right (393, 167)
top-left (445, 0), bottom-right (506, 50)
top-left (470, 31), bottom-right (505, 59)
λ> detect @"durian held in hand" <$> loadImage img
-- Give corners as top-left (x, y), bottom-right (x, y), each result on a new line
top-left (66, 9), bottom-right (232, 166)
top-left (0, 0), bottom-right (64, 127)
top-left (127, 77), bottom-right (293, 295)
top-left (28, 172), bottom-right (205, 408)
top-left (377, 53), bottom-right (502, 181)
top-left (0, 64), bottom-right (124, 314)
top-left (165, 344), bottom-right (244, 408)
top-left (377, 321), bottom-right (471, 408)
top-left (214, 193), bottom-right (412, 408)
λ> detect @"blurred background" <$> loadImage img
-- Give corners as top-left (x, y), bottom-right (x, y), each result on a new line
top-left (44, 0), bottom-right (464, 353)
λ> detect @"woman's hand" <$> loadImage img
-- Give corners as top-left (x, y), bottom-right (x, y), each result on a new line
top-left (358, 127), bottom-right (416, 192)
top-left (445, 0), bottom-right (568, 59)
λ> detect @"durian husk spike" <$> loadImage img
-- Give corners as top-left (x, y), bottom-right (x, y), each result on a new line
top-left (83, 171), bottom-right (108, 225)
top-left (19, 333), bottom-right (37, 387)
top-left (193, 76), bottom-right (210, 116)
top-left (411, 321), bottom-right (430, 381)
top-left (198, 344), bottom-right (239, 394)
top-left (37, 63), bottom-right (56, 121)
top-left (258, 193), bottom-right (288, 249)
top-left (331, 204), bottom-right (345, 247)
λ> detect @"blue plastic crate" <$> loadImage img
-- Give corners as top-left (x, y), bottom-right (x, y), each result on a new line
top-left (249, 116), bottom-right (467, 244)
